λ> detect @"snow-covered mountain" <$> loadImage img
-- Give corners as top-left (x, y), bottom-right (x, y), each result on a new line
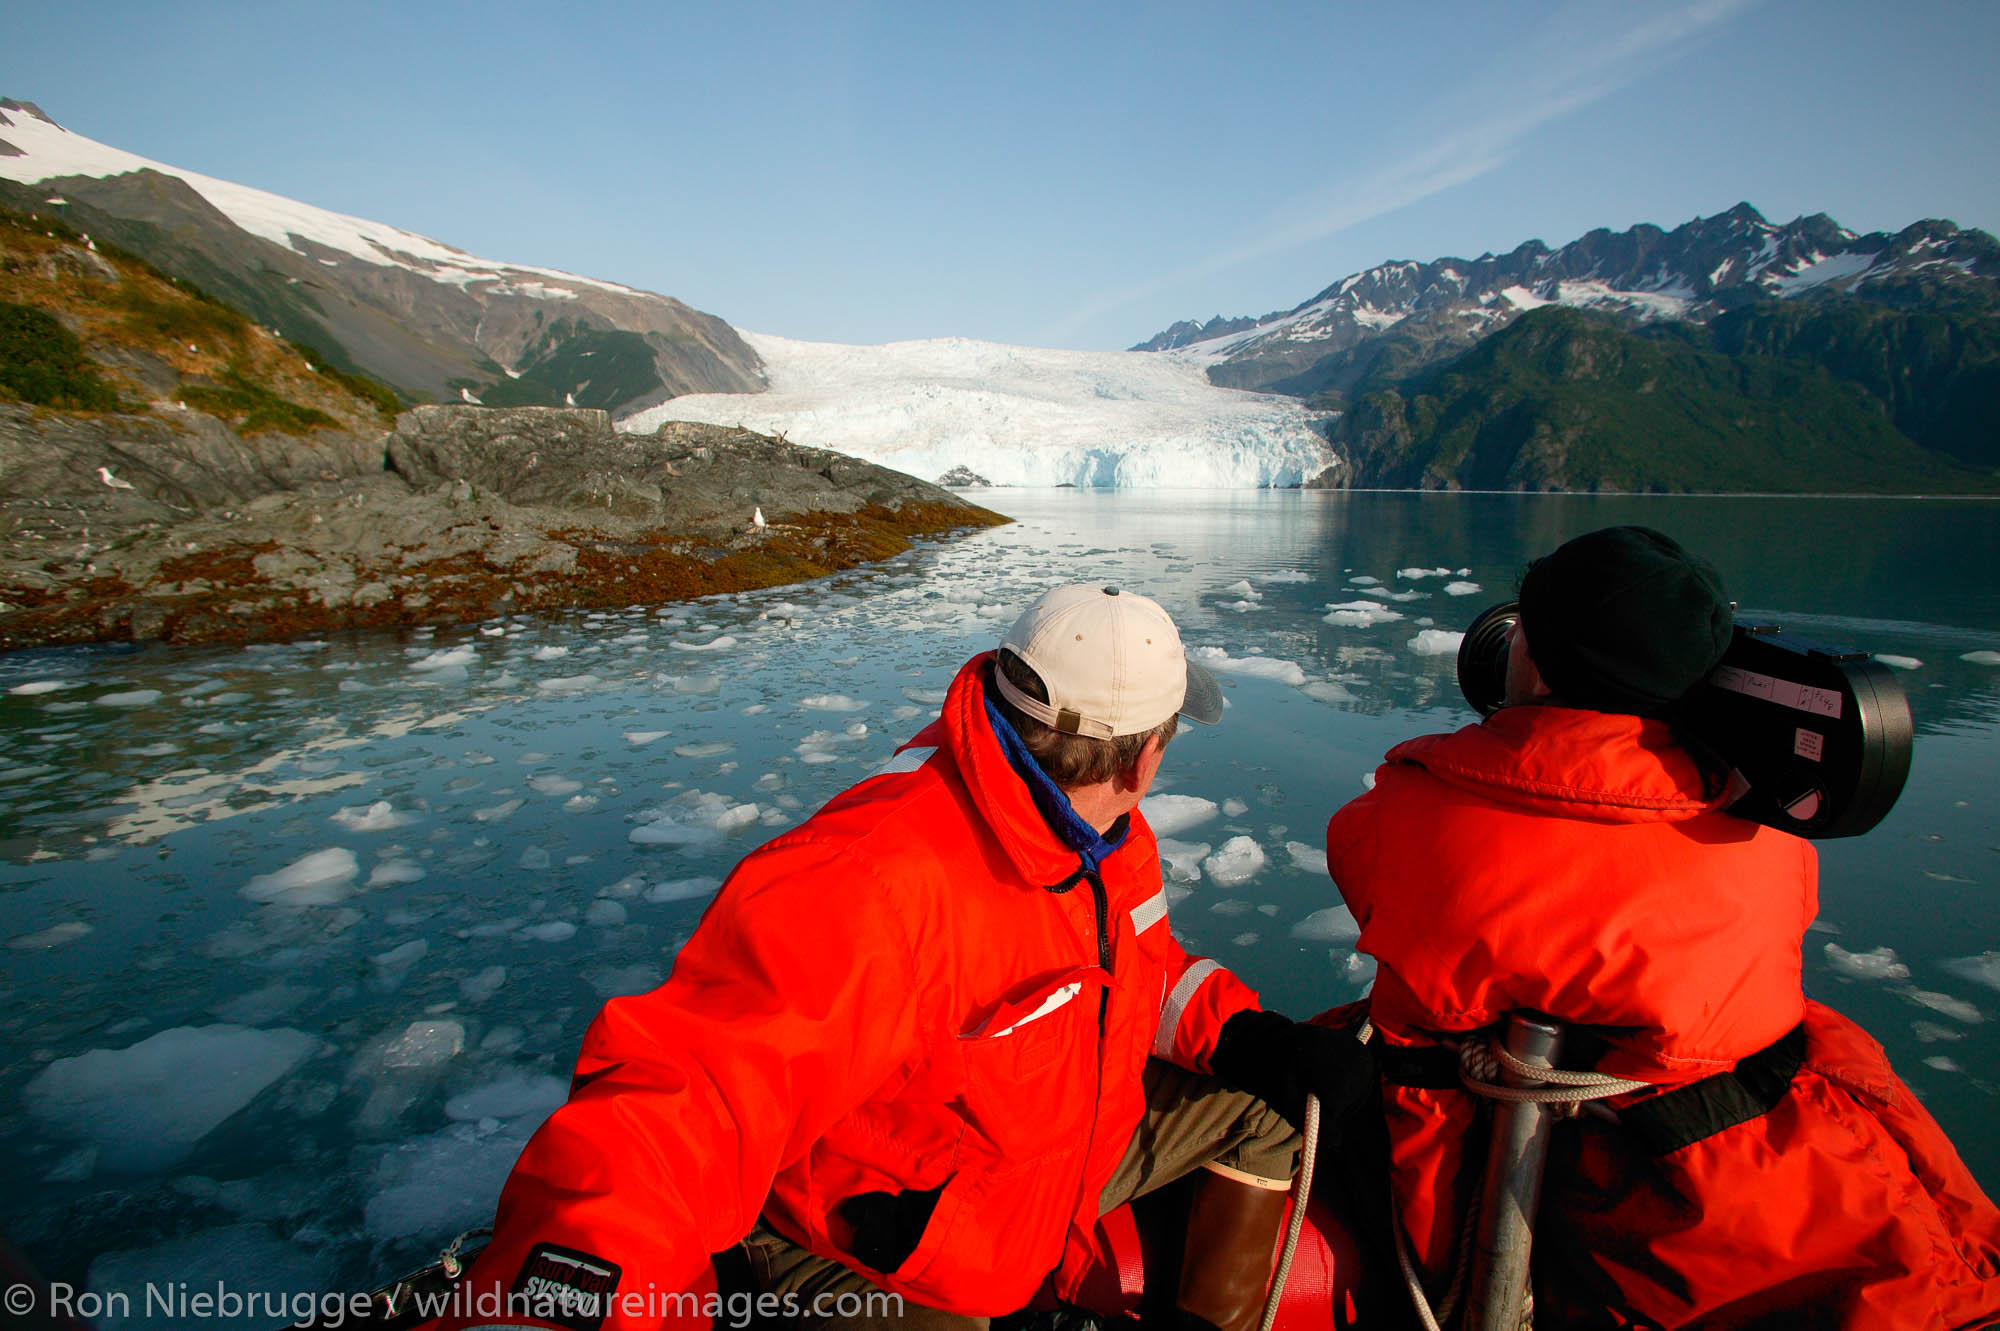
top-left (1143, 204), bottom-right (2000, 401)
top-left (620, 333), bottom-right (1337, 488)
top-left (0, 98), bottom-right (762, 411)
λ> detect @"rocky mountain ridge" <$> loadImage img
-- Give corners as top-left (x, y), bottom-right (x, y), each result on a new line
top-left (0, 98), bottom-right (765, 415)
top-left (1140, 204), bottom-right (2000, 403)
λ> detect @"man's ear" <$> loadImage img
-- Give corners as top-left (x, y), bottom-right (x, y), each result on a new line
top-left (1119, 733), bottom-right (1167, 792)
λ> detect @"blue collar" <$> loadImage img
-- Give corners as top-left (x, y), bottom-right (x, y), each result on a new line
top-left (984, 696), bottom-right (1129, 873)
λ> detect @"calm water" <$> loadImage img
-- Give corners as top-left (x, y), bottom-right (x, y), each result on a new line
top-left (1, 489), bottom-right (1996, 1323)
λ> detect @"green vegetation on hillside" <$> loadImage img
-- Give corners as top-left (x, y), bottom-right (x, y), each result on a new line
top-left (0, 202), bottom-right (402, 432)
top-left (0, 300), bottom-right (126, 409)
top-left (475, 321), bottom-right (665, 409)
top-left (1333, 306), bottom-right (2000, 492)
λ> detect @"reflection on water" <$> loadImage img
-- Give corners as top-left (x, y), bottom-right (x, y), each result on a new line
top-left (1, 489), bottom-right (1995, 1309)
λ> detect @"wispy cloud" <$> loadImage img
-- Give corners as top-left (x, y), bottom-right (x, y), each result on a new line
top-left (1043, 0), bottom-right (1759, 344)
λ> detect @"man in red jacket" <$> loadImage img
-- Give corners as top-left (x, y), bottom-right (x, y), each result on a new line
top-left (430, 584), bottom-right (1375, 1331)
top-left (1325, 527), bottom-right (2000, 1329)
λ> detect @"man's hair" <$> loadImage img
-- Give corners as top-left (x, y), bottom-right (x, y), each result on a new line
top-left (991, 650), bottom-right (1177, 788)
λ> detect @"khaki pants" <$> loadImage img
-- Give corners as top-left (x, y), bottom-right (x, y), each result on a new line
top-left (738, 1059), bottom-right (1300, 1330)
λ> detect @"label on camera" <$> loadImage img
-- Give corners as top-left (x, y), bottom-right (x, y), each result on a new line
top-left (1794, 728), bottom-right (1825, 762)
top-left (1710, 666), bottom-right (1843, 719)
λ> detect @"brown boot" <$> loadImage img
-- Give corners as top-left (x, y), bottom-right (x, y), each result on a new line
top-left (1174, 1170), bottom-right (1291, 1331)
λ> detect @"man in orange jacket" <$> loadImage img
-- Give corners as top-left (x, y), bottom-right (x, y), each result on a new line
top-left (1324, 527), bottom-right (2000, 1328)
top-left (429, 584), bottom-right (1376, 1331)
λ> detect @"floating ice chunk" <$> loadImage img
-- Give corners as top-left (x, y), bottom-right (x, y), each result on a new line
top-left (1960, 651), bottom-right (2000, 665)
top-left (371, 939), bottom-right (429, 987)
top-left (1323, 601), bottom-right (1403, 627)
top-left (1349, 576), bottom-right (1380, 586)
top-left (1943, 952), bottom-right (2000, 993)
top-left (25, 1025), bottom-right (319, 1171)
top-left (1444, 581), bottom-right (1481, 596)
top-left (460, 966), bottom-right (507, 1003)
top-left (673, 635), bottom-right (738, 652)
top-left (586, 899), bottom-right (629, 927)
top-left (444, 1072), bottom-right (568, 1122)
top-left (1823, 942), bottom-right (1910, 981)
top-left (381, 1019), bottom-right (464, 1069)
top-left (1924, 1056), bottom-right (1962, 1073)
top-left (1141, 794), bottom-right (1220, 837)
top-left (1909, 989), bottom-right (1985, 1023)
top-left (646, 875), bottom-right (723, 903)
top-left (1221, 580), bottom-right (1260, 599)
top-left (1222, 798), bottom-right (1249, 816)
top-left (674, 741), bottom-right (734, 758)
top-left (88, 1223), bottom-right (330, 1327)
top-left (1156, 838), bottom-right (1211, 883)
top-left (902, 687), bottom-right (948, 706)
top-left (518, 846), bottom-right (552, 871)
top-left (1398, 567), bottom-right (1453, 579)
top-left (587, 964), bottom-right (663, 998)
top-left (1259, 570), bottom-right (1310, 583)
top-left (624, 730), bottom-right (671, 745)
top-left (1300, 681), bottom-right (1357, 704)
top-left (1869, 654), bottom-right (1921, 670)
top-left (1407, 630), bottom-right (1463, 656)
top-left (537, 674), bottom-right (603, 693)
top-left (410, 646), bottom-right (477, 672)
top-left (532, 645), bottom-right (570, 660)
top-left (367, 859), bottom-right (426, 887)
top-left (7, 920), bottom-right (92, 949)
top-left (242, 847), bottom-right (360, 906)
top-left (1291, 905), bottom-right (1360, 942)
top-left (520, 921), bottom-right (576, 943)
top-left (331, 800), bottom-right (416, 832)
top-left (208, 981), bottom-right (314, 1025)
top-left (8, 679), bottom-right (72, 695)
top-left (362, 1114), bottom-right (537, 1241)
top-left (1210, 898), bottom-right (1254, 917)
top-left (1361, 770), bottom-right (1376, 791)
top-left (1202, 836), bottom-right (1266, 888)
top-left (529, 774), bottom-right (583, 796)
top-left (629, 815), bottom-right (720, 847)
top-left (1188, 646), bottom-right (1306, 685)
top-left (801, 695), bottom-right (868, 712)
top-left (472, 798), bottom-right (525, 823)
top-left (1285, 842), bottom-right (1326, 872)
top-left (1231, 932), bottom-right (1260, 947)
top-left (96, 689), bottom-right (162, 707)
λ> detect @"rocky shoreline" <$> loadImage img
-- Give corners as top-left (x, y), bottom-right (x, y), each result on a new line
top-left (0, 405), bottom-right (1007, 653)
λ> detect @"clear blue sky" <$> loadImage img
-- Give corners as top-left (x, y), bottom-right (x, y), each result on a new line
top-left (8, 0), bottom-right (1999, 350)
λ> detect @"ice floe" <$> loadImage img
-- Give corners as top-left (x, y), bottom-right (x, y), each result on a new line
top-left (331, 800), bottom-right (417, 831)
top-left (1943, 953), bottom-right (2000, 993)
top-left (1140, 794), bottom-right (1220, 837)
top-left (7, 920), bottom-right (93, 948)
top-left (1407, 629), bottom-right (1464, 656)
top-left (241, 847), bottom-right (361, 906)
top-left (1822, 942), bottom-right (1911, 981)
top-left (25, 1025), bottom-right (319, 1172)
top-left (1187, 646), bottom-right (1306, 686)
top-left (1291, 905), bottom-right (1361, 942)
top-left (1323, 601), bottom-right (1403, 627)
top-left (1202, 835), bottom-right (1266, 887)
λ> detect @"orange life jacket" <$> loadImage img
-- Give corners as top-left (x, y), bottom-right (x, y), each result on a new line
top-left (1326, 704), bottom-right (2000, 1329)
top-left (426, 652), bottom-right (1258, 1329)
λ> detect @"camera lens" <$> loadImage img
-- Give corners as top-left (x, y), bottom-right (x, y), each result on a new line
top-left (1457, 601), bottom-right (1519, 716)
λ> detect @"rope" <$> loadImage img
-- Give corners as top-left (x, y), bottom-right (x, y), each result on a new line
top-left (1258, 1091), bottom-right (1320, 1331)
top-left (1383, 1025), bottom-right (1651, 1330)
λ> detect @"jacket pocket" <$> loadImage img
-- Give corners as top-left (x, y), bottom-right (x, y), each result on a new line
top-left (958, 967), bottom-right (1102, 1161)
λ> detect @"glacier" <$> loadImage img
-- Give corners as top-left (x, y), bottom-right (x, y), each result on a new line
top-left (618, 332), bottom-right (1338, 489)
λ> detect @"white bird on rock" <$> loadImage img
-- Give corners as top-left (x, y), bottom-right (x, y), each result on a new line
top-left (97, 466), bottom-right (134, 490)
top-left (752, 506), bottom-right (767, 531)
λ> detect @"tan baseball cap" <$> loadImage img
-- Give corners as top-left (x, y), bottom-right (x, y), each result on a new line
top-left (995, 584), bottom-right (1223, 739)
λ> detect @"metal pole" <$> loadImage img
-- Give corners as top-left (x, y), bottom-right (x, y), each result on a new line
top-left (1464, 1015), bottom-right (1564, 1331)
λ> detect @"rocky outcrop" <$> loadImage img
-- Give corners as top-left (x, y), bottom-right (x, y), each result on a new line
top-left (0, 405), bottom-right (1006, 651)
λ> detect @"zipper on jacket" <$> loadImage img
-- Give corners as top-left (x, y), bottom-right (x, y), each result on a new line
top-left (1086, 866), bottom-right (1111, 1034)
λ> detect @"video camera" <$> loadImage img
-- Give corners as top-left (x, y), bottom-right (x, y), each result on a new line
top-left (1456, 603), bottom-right (1913, 839)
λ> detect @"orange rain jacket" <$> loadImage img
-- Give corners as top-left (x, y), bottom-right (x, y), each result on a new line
top-left (429, 652), bottom-right (1258, 1329)
top-left (1326, 703), bottom-right (2000, 1330)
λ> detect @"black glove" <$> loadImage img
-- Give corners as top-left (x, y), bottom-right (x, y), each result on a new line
top-left (1209, 1007), bottom-right (1378, 1130)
